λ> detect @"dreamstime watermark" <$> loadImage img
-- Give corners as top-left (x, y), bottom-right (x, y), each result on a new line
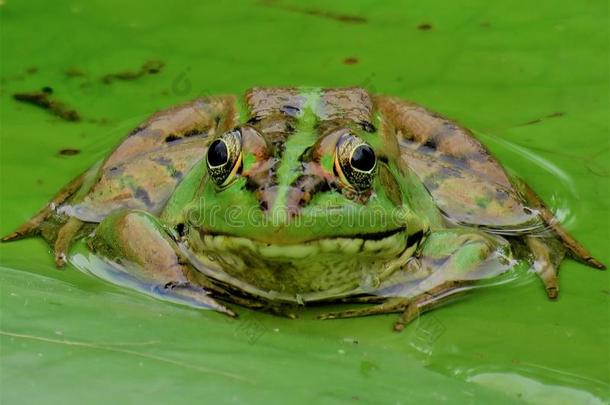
top-left (220, 311), bottom-right (268, 345)
top-left (233, 315), bottom-right (268, 345)
top-left (185, 198), bottom-right (411, 230)
top-left (408, 313), bottom-right (446, 354)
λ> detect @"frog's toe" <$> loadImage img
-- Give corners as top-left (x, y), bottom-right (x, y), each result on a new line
top-left (156, 281), bottom-right (237, 317)
top-left (393, 303), bottom-right (420, 332)
top-left (318, 298), bottom-right (410, 320)
top-left (53, 217), bottom-right (84, 267)
top-left (526, 236), bottom-right (563, 299)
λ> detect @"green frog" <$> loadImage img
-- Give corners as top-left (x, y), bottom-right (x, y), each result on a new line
top-left (3, 87), bottom-right (604, 331)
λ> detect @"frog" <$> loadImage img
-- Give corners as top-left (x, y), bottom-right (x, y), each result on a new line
top-left (3, 87), bottom-right (605, 331)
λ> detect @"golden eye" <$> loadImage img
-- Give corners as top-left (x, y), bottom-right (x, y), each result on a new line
top-left (206, 129), bottom-right (242, 187)
top-left (334, 133), bottom-right (377, 191)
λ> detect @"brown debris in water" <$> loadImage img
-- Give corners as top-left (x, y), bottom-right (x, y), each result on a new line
top-left (0, 66), bottom-right (39, 84)
top-left (13, 88), bottom-right (81, 122)
top-left (260, 0), bottom-right (367, 24)
top-left (417, 23), bottom-right (433, 30)
top-left (65, 67), bottom-right (87, 78)
top-left (101, 60), bottom-right (165, 84)
top-left (524, 111), bottom-right (565, 126)
top-left (59, 148), bottom-right (80, 156)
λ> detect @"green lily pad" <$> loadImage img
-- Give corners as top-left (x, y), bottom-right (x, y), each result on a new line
top-left (1, 0), bottom-right (608, 403)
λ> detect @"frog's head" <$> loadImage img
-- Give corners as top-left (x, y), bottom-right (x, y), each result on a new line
top-left (185, 88), bottom-right (427, 298)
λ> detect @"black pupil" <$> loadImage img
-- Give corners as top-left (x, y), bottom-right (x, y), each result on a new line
top-left (350, 145), bottom-right (376, 171)
top-left (207, 139), bottom-right (228, 167)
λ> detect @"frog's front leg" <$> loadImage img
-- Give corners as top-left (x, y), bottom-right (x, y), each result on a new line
top-left (89, 209), bottom-right (236, 317)
top-left (319, 229), bottom-right (510, 332)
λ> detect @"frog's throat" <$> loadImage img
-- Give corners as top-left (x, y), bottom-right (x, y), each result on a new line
top-left (184, 227), bottom-right (425, 302)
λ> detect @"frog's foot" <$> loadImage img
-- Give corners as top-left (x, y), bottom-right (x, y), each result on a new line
top-left (53, 217), bottom-right (84, 267)
top-left (2, 168), bottom-right (89, 268)
top-left (526, 235), bottom-right (565, 299)
top-left (90, 209), bottom-right (235, 317)
top-left (1, 169), bottom-right (86, 243)
top-left (393, 281), bottom-right (469, 331)
top-left (518, 179), bottom-right (606, 270)
top-left (156, 281), bottom-right (236, 317)
top-left (318, 281), bottom-right (470, 331)
top-left (320, 229), bottom-right (507, 331)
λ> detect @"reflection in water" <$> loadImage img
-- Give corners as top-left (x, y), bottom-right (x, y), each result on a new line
top-left (467, 370), bottom-right (606, 405)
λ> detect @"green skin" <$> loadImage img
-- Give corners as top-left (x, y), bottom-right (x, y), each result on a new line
top-left (3, 87), bottom-right (604, 330)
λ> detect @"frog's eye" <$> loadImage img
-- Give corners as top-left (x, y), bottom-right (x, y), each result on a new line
top-left (206, 129), bottom-right (242, 187)
top-left (334, 133), bottom-right (377, 191)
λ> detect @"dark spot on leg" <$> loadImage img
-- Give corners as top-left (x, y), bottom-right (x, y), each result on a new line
top-left (438, 166), bottom-right (461, 179)
top-left (107, 166), bottom-right (124, 178)
top-left (343, 57), bottom-right (358, 65)
top-left (423, 138), bottom-right (437, 149)
top-left (183, 128), bottom-right (205, 137)
top-left (165, 134), bottom-right (181, 143)
top-left (417, 23), bottom-right (432, 30)
top-left (247, 116), bottom-right (261, 124)
top-left (59, 148), bottom-right (80, 156)
top-left (280, 105), bottom-right (301, 117)
top-left (135, 187), bottom-right (153, 208)
top-left (153, 156), bottom-right (172, 166)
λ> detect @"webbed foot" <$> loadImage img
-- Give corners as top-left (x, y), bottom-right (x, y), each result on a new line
top-left (318, 281), bottom-right (469, 332)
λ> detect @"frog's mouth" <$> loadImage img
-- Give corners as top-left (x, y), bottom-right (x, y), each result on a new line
top-left (195, 226), bottom-right (416, 260)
